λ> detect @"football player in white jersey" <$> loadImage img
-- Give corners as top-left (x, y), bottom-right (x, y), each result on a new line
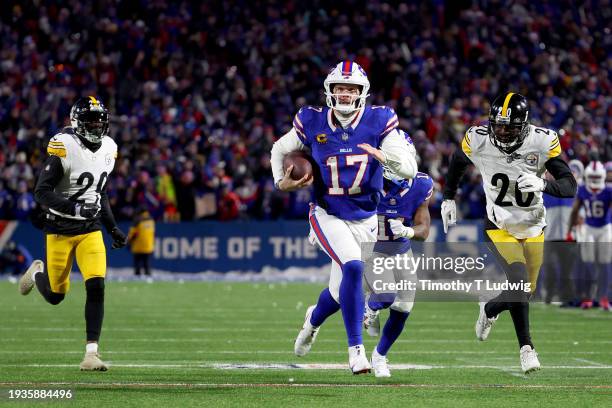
top-left (442, 92), bottom-right (577, 373)
top-left (18, 96), bottom-right (127, 371)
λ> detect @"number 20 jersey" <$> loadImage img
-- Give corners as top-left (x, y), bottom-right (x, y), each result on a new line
top-left (46, 129), bottom-right (118, 220)
top-left (461, 124), bottom-right (562, 239)
top-left (293, 105), bottom-right (398, 221)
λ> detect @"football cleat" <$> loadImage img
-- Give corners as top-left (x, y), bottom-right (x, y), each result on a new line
top-left (294, 305), bottom-right (319, 357)
top-left (371, 348), bottom-right (391, 378)
top-left (475, 301), bottom-right (497, 341)
top-left (348, 344), bottom-right (371, 375)
top-left (79, 352), bottom-right (108, 371)
top-left (580, 299), bottom-right (593, 309)
top-left (18, 260), bottom-right (44, 296)
top-left (520, 345), bottom-right (541, 373)
top-left (363, 304), bottom-right (380, 337)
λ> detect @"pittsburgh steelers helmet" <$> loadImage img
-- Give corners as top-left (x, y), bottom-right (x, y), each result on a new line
top-left (70, 96), bottom-right (109, 143)
top-left (488, 92), bottom-right (529, 154)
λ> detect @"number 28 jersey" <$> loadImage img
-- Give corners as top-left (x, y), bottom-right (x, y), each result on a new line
top-left (293, 105), bottom-right (398, 221)
top-left (47, 129), bottom-right (117, 220)
top-left (461, 124), bottom-right (561, 239)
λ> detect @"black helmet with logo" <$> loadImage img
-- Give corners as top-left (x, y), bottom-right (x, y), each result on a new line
top-left (488, 92), bottom-right (529, 154)
top-left (70, 96), bottom-right (109, 143)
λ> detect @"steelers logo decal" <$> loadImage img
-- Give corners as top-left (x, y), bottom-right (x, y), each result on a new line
top-left (524, 153), bottom-right (539, 167)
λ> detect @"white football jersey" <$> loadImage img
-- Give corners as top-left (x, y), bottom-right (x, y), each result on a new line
top-left (46, 130), bottom-right (117, 220)
top-left (462, 124), bottom-right (562, 239)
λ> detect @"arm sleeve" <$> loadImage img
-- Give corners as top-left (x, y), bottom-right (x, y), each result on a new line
top-left (34, 155), bottom-right (76, 215)
top-left (270, 128), bottom-right (308, 185)
top-left (544, 157), bottom-right (577, 198)
top-left (443, 148), bottom-right (472, 199)
top-left (100, 190), bottom-right (118, 232)
top-left (379, 129), bottom-right (417, 179)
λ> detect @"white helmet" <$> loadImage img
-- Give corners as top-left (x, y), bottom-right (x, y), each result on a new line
top-left (584, 161), bottom-right (606, 192)
top-left (568, 159), bottom-right (584, 184)
top-left (324, 61), bottom-right (370, 114)
top-left (383, 129), bottom-right (416, 183)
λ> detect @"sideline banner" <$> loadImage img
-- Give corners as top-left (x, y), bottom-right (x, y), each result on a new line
top-left (2, 220), bottom-right (484, 273)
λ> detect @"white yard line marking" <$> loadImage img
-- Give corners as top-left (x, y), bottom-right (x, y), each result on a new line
top-left (572, 358), bottom-right (607, 367)
top-left (0, 327), bottom-right (540, 333)
top-left (1, 336), bottom-right (610, 345)
top-left (454, 358), bottom-right (529, 379)
top-left (499, 368), bottom-right (529, 379)
top-left (1, 362), bottom-right (611, 370)
top-left (0, 350), bottom-right (608, 355)
top-left (0, 381), bottom-right (610, 390)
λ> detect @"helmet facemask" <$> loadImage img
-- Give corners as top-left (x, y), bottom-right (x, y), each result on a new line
top-left (586, 174), bottom-right (605, 192)
top-left (488, 122), bottom-right (528, 154)
top-left (488, 112), bottom-right (529, 154)
top-left (70, 99), bottom-right (109, 144)
top-left (325, 83), bottom-right (365, 115)
top-left (585, 162), bottom-right (606, 193)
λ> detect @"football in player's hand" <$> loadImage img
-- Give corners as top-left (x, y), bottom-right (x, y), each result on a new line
top-left (283, 151), bottom-right (313, 181)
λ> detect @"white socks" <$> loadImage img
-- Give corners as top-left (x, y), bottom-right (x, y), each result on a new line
top-left (86, 343), bottom-right (98, 354)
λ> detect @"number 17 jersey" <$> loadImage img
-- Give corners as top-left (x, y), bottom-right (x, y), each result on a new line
top-left (461, 124), bottom-right (562, 239)
top-left (293, 105), bottom-right (398, 221)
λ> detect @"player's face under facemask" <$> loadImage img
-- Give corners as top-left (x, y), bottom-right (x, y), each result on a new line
top-left (586, 175), bottom-right (605, 192)
top-left (489, 122), bottom-right (525, 153)
top-left (491, 123), bottom-right (521, 144)
top-left (330, 84), bottom-right (361, 115)
top-left (78, 111), bottom-right (108, 143)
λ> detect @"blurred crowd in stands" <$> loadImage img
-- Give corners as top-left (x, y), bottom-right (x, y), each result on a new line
top-left (1, 0), bottom-right (610, 222)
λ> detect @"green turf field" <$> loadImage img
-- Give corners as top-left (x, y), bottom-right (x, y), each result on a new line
top-left (1, 280), bottom-right (611, 407)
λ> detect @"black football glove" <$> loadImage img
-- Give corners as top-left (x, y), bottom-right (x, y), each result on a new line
top-left (75, 203), bottom-right (100, 219)
top-left (110, 227), bottom-right (128, 249)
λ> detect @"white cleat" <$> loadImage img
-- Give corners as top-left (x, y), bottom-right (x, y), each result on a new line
top-left (79, 352), bottom-right (109, 371)
top-left (363, 304), bottom-right (380, 337)
top-left (18, 260), bottom-right (44, 296)
top-left (371, 348), bottom-right (391, 378)
top-left (294, 305), bottom-right (319, 357)
top-left (520, 345), bottom-right (541, 374)
top-left (475, 301), bottom-right (497, 341)
top-left (349, 344), bottom-right (371, 375)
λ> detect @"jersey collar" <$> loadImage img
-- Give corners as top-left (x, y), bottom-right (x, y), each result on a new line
top-left (382, 178), bottom-right (412, 198)
top-left (327, 107), bottom-right (365, 132)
